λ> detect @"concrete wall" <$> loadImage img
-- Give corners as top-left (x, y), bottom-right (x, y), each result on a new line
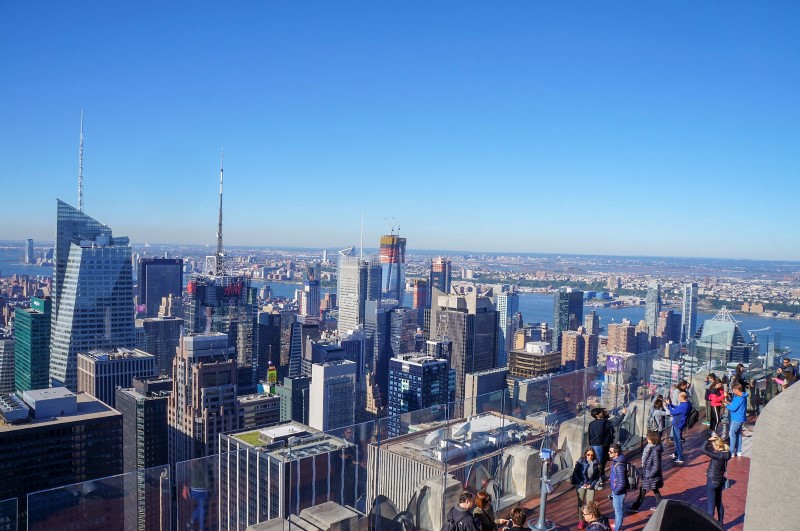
top-left (744, 382), bottom-right (800, 529)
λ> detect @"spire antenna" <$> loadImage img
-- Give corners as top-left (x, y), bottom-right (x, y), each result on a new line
top-left (78, 110), bottom-right (84, 211)
top-left (216, 148), bottom-right (225, 275)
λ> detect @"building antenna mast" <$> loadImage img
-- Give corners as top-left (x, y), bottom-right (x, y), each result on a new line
top-left (216, 148), bottom-right (225, 275)
top-left (78, 110), bottom-right (84, 211)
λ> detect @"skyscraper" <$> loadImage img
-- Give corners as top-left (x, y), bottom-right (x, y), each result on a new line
top-left (429, 257), bottom-right (452, 300)
top-left (308, 360), bottom-right (356, 432)
top-left (137, 258), bottom-right (183, 318)
top-left (584, 310), bottom-right (600, 336)
top-left (168, 334), bottom-right (238, 465)
top-left (495, 290), bottom-right (519, 367)
top-left (50, 200), bottom-right (135, 391)
top-left (428, 288), bottom-right (498, 402)
top-left (0, 340), bottom-right (14, 395)
top-left (411, 279), bottom-right (429, 310)
top-left (681, 282), bottom-right (699, 342)
top-left (552, 289), bottom-right (583, 352)
top-left (0, 390), bottom-right (123, 529)
top-left (607, 320), bottom-right (636, 354)
top-left (336, 247), bottom-right (381, 334)
top-left (77, 348), bottom-right (158, 408)
top-left (300, 263), bottom-right (321, 321)
top-left (136, 316), bottom-right (183, 376)
top-left (14, 296), bottom-right (51, 394)
top-left (644, 282), bottom-right (662, 336)
top-left (24, 238), bottom-right (35, 264)
top-left (387, 353), bottom-right (450, 436)
top-left (379, 233), bottom-right (406, 303)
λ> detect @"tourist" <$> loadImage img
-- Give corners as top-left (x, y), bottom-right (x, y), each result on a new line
top-left (726, 383), bottom-right (748, 457)
top-left (702, 435), bottom-right (732, 525)
top-left (669, 380), bottom-right (691, 442)
top-left (581, 501), bottom-right (611, 531)
top-left (629, 432), bottom-right (663, 511)
top-left (472, 491), bottom-right (507, 530)
top-left (588, 407), bottom-right (627, 481)
top-left (504, 507), bottom-right (529, 531)
top-left (444, 491), bottom-right (480, 531)
top-left (708, 380), bottom-right (726, 436)
top-left (608, 444), bottom-right (628, 531)
top-left (648, 395), bottom-right (669, 440)
top-left (733, 364), bottom-right (749, 392)
top-left (703, 374), bottom-right (718, 426)
top-left (666, 391), bottom-right (691, 464)
top-left (571, 448), bottom-right (602, 529)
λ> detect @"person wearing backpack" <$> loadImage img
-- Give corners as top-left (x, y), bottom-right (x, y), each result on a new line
top-left (581, 501), bottom-right (611, 531)
top-left (443, 491), bottom-right (480, 531)
top-left (608, 443), bottom-right (628, 531)
top-left (629, 432), bottom-right (664, 511)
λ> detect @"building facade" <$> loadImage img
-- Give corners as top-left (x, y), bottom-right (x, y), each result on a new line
top-left (308, 360), bottom-right (356, 432)
top-left (137, 258), bottom-right (183, 318)
top-left (77, 348), bottom-right (157, 408)
top-left (379, 234), bottom-right (407, 303)
top-left (681, 282), bottom-right (699, 342)
top-left (552, 289), bottom-right (583, 352)
top-left (50, 201), bottom-right (136, 391)
top-left (14, 296), bottom-right (51, 394)
top-left (495, 290), bottom-right (519, 367)
top-left (168, 334), bottom-right (238, 465)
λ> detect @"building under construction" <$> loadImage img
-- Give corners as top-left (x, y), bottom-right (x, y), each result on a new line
top-left (379, 233), bottom-right (406, 303)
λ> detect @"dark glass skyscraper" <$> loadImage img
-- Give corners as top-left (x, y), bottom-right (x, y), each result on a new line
top-left (138, 258), bottom-right (183, 318)
top-left (552, 289), bottom-right (583, 352)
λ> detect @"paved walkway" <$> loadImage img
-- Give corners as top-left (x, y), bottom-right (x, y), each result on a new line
top-left (525, 418), bottom-right (754, 530)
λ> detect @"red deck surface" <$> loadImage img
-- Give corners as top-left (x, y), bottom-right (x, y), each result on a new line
top-left (521, 420), bottom-right (752, 531)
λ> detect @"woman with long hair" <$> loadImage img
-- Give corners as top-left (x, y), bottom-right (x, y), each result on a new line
top-left (649, 395), bottom-right (669, 440)
top-left (571, 448), bottom-right (602, 529)
top-left (708, 380), bottom-right (726, 435)
top-left (703, 435), bottom-right (732, 525)
top-left (472, 491), bottom-right (508, 530)
top-left (630, 432), bottom-right (664, 511)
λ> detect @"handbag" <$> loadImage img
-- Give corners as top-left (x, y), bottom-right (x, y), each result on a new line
top-left (723, 476), bottom-right (731, 490)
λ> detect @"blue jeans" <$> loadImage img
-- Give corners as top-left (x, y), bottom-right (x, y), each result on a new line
top-left (612, 492), bottom-right (625, 530)
top-left (705, 478), bottom-right (724, 523)
top-left (729, 420), bottom-right (743, 455)
top-left (672, 424), bottom-right (683, 460)
top-left (190, 488), bottom-right (209, 530)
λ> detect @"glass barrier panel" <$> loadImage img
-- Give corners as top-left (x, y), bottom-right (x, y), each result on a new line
top-left (175, 454), bottom-right (221, 531)
top-left (0, 498), bottom-right (17, 531)
top-left (369, 410), bottom-right (457, 531)
top-left (27, 465), bottom-right (169, 531)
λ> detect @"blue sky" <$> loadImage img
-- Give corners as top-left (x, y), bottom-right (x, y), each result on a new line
top-left (1, 2), bottom-right (798, 260)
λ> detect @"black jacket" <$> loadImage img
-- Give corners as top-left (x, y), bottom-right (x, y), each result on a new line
top-left (702, 443), bottom-right (731, 486)
top-left (588, 414), bottom-right (623, 446)
top-left (445, 506), bottom-right (480, 531)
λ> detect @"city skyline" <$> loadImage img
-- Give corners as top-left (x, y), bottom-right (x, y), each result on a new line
top-left (2, 2), bottom-right (798, 260)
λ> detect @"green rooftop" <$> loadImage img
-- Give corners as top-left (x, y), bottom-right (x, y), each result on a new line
top-left (234, 430), bottom-right (264, 447)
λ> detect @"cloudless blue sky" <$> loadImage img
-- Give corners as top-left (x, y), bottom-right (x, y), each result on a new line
top-left (1, 2), bottom-right (798, 259)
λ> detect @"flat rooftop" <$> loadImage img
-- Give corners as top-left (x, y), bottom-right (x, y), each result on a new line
top-left (0, 393), bottom-right (120, 433)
